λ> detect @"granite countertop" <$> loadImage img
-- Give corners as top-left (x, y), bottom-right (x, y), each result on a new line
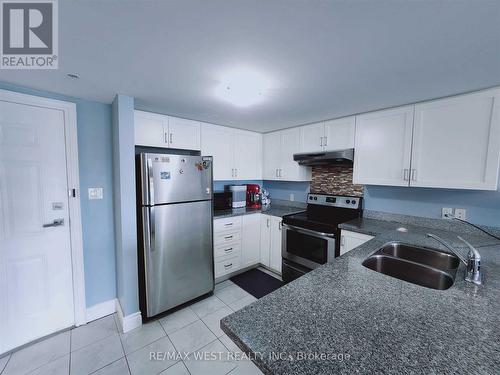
top-left (221, 216), bottom-right (500, 374)
top-left (214, 203), bottom-right (305, 219)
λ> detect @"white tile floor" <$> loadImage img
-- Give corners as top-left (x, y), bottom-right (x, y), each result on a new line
top-left (0, 280), bottom-right (263, 375)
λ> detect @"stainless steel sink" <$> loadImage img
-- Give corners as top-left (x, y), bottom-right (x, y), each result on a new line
top-left (362, 242), bottom-right (460, 290)
top-left (380, 242), bottom-right (460, 271)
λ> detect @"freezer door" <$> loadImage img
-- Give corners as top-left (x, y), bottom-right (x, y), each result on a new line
top-left (143, 200), bottom-right (214, 317)
top-left (140, 153), bottom-right (212, 205)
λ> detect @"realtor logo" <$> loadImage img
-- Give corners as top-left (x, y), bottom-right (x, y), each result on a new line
top-left (1, 0), bottom-right (58, 69)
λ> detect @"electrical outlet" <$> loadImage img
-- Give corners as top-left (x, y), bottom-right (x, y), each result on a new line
top-left (289, 193), bottom-right (295, 201)
top-left (455, 208), bottom-right (467, 220)
top-left (442, 207), bottom-right (454, 219)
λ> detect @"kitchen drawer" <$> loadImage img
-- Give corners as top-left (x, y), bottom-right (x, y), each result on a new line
top-left (215, 255), bottom-right (241, 277)
top-left (214, 230), bottom-right (241, 246)
top-left (214, 216), bottom-right (242, 233)
top-left (214, 241), bottom-right (241, 259)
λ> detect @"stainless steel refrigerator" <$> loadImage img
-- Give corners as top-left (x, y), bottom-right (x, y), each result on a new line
top-left (137, 153), bottom-right (214, 318)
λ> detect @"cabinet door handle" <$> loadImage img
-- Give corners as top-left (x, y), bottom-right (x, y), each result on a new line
top-left (403, 169), bottom-right (409, 181)
top-left (276, 169), bottom-right (279, 178)
top-left (323, 136), bottom-right (327, 147)
top-left (320, 137), bottom-right (323, 147)
top-left (164, 132), bottom-right (169, 144)
top-left (224, 247), bottom-right (233, 252)
top-left (224, 235), bottom-right (233, 240)
top-left (224, 223), bottom-right (233, 227)
top-left (169, 133), bottom-right (173, 144)
top-left (411, 169), bottom-right (417, 181)
top-left (224, 263), bottom-right (233, 268)
top-left (231, 168), bottom-right (234, 177)
top-left (235, 168), bottom-right (238, 177)
top-left (278, 221), bottom-right (282, 231)
top-left (266, 218), bottom-right (270, 228)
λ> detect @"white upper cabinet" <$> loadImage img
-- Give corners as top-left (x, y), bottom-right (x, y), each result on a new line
top-left (410, 89), bottom-right (500, 190)
top-left (234, 130), bottom-right (262, 180)
top-left (201, 123), bottom-right (234, 180)
top-left (134, 110), bottom-right (168, 148)
top-left (281, 128), bottom-right (309, 181)
top-left (134, 110), bottom-right (201, 150)
top-left (353, 88), bottom-right (500, 190)
top-left (263, 131), bottom-right (282, 179)
top-left (168, 117), bottom-right (201, 150)
top-left (299, 116), bottom-right (355, 153)
top-left (263, 128), bottom-right (311, 181)
top-left (201, 122), bottom-right (262, 180)
top-left (353, 106), bottom-right (414, 187)
top-left (324, 116), bottom-right (355, 151)
top-left (299, 122), bottom-right (325, 153)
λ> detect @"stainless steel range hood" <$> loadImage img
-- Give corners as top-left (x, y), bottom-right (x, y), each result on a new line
top-left (293, 148), bottom-right (354, 166)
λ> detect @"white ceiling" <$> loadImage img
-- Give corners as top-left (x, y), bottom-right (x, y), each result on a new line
top-left (1, 0), bottom-right (499, 132)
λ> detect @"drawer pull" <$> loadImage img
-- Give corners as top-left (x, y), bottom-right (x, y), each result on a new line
top-left (224, 263), bottom-right (233, 268)
top-left (224, 235), bottom-right (233, 240)
top-left (224, 248), bottom-right (233, 252)
top-left (224, 223), bottom-right (234, 227)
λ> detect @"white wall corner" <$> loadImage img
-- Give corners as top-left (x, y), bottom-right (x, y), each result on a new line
top-left (86, 299), bottom-right (117, 323)
top-left (115, 299), bottom-right (142, 333)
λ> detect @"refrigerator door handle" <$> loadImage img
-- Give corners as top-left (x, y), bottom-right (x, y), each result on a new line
top-left (147, 158), bottom-right (155, 206)
top-left (150, 207), bottom-right (156, 252)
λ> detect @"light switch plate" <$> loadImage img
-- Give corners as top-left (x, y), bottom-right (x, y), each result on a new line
top-left (88, 187), bottom-right (103, 200)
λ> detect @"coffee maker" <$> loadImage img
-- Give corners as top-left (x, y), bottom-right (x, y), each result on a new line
top-left (246, 184), bottom-right (261, 208)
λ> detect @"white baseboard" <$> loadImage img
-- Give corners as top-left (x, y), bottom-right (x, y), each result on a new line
top-left (115, 299), bottom-right (142, 333)
top-left (86, 299), bottom-right (117, 323)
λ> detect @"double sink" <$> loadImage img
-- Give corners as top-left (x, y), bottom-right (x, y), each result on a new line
top-left (362, 242), bottom-right (460, 290)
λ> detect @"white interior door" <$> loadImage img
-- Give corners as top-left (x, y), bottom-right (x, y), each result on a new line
top-left (411, 89), bottom-right (500, 190)
top-left (353, 106), bottom-right (414, 186)
top-left (0, 100), bottom-right (75, 354)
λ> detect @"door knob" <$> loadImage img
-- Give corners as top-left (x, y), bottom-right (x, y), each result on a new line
top-left (43, 219), bottom-right (64, 228)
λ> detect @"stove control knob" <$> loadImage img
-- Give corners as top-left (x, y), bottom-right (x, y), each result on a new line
top-left (314, 196), bottom-right (318, 200)
top-left (309, 196), bottom-right (313, 200)
top-left (351, 200), bottom-right (356, 205)
top-left (346, 199), bottom-right (351, 204)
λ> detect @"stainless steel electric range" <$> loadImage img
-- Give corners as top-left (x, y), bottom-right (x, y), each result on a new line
top-left (281, 193), bottom-right (363, 282)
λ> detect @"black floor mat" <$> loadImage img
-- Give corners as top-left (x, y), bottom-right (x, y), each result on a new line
top-left (230, 268), bottom-right (284, 299)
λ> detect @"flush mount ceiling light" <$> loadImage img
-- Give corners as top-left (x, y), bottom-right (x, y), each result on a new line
top-left (214, 68), bottom-right (271, 107)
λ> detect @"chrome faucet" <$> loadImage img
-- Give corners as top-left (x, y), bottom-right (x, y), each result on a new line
top-left (427, 233), bottom-right (482, 285)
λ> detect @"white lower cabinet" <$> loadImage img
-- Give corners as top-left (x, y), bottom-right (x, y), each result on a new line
top-left (241, 214), bottom-right (261, 267)
top-left (260, 215), bottom-right (283, 274)
top-left (340, 230), bottom-right (374, 255)
top-left (213, 214), bottom-right (261, 278)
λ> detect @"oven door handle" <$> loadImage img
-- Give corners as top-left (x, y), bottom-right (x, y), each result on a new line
top-left (282, 223), bottom-right (336, 238)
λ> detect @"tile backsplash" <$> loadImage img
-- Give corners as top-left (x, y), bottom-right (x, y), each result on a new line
top-left (311, 165), bottom-right (364, 197)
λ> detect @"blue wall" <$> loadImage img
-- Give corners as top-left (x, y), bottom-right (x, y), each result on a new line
top-left (112, 95), bottom-right (139, 316)
top-left (0, 82), bottom-right (117, 308)
top-left (213, 180), bottom-right (262, 192)
top-left (263, 180), bottom-right (310, 203)
top-left (262, 174), bottom-right (500, 227)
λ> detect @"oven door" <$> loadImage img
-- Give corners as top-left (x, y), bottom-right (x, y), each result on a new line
top-left (282, 223), bottom-right (336, 269)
